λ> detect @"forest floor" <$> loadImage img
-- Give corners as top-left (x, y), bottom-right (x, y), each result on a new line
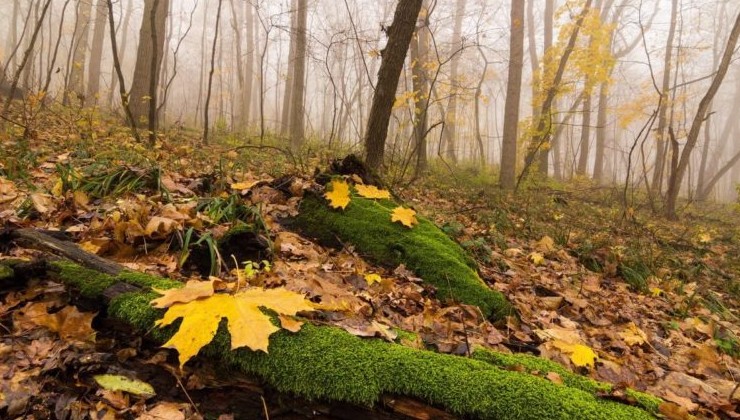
top-left (0, 107), bottom-right (739, 419)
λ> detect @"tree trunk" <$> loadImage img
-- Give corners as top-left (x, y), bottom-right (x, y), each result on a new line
top-left (444, 0), bottom-right (466, 163)
top-left (289, 0), bottom-right (308, 149)
top-left (651, 0), bottom-right (678, 195)
top-left (108, 0), bottom-right (133, 109)
top-left (281, 0), bottom-right (298, 136)
top-left (68, 0), bottom-right (93, 103)
top-left (364, 0), bottom-right (423, 171)
top-left (499, 0), bottom-right (525, 190)
top-left (106, 0), bottom-right (138, 142)
top-left (536, 0), bottom-right (555, 176)
top-left (664, 10), bottom-right (740, 218)
top-left (86, 0), bottom-right (108, 103)
top-left (576, 90), bottom-right (592, 176)
top-left (129, 0), bottom-right (168, 129)
top-left (1, 0), bottom-right (52, 119)
top-left (411, 1), bottom-right (431, 175)
top-left (203, 0), bottom-right (224, 145)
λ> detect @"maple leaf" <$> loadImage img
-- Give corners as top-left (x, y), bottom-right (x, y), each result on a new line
top-left (551, 340), bottom-right (598, 368)
top-left (151, 279), bottom-right (219, 308)
top-left (324, 180), bottom-right (351, 209)
top-left (529, 252), bottom-right (545, 265)
top-left (391, 206), bottom-right (417, 228)
top-left (364, 273), bottom-right (382, 286)
top-left (355, 184), bottom-right (391, 199)
top-left (154, 288), bottom-right (315, 367)
top-left (619, 322), bottom-right (648, 346)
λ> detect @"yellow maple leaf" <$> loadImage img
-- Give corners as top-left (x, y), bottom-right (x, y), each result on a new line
top-left (324, 180), bottom-right (350, 209)
top-left (154, 288), bottom-right (315, 367)
top-left (391, 206), bottom-right (417, 228)
top-left (355, 184), bottom-right (391, 200)
top-left (364, 273), bottom-right (382, 286)
top-left (529, 252), bottom-right (545, 265)
top-left (618, 322), bottom-right (648, 346)
top-left (551, 340), bottom-right (598, 368)
top-left (150, 279), bottom-right (218, 308)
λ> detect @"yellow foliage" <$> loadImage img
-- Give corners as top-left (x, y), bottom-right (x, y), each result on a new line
top-left (391, 207), bottom-right (418, 228)
top-left (324, 180), bottom-right (351, 210)
top-left (618, 322), bottom-right (648, 346)
top-left (355, 184), bottom-right (391, 200)
top-left (364, 273), bottom-right (382, 286)
top-left (552, 340), bottom-right (598, 368)
top-left (153, 288), bottom-right (316, 367)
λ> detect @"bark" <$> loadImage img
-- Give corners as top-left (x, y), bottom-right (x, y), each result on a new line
top-left (281, 0), bottom-right (298, 136)
top-left (41, 0), bottom-right (72, 100)
top-left (651, 0), bottom-right (678, 194)
top-left (592, 82), bottom-right (608, 181)
top-left (86, 0), bottom-right (108, 102)
top-left (364, 0), bottom-right (424, 171)
top-left (129, 0), bottom-right (169, 129)
top-left (499, 0), bottom-right (525, 190)
top-left (289, 0), bottom-right (308, 149)
top-left (536, 0), bottom-right (555, 176)
top-left (576, 91), bottom-right (592, 176)
top-left (69, 0), bottom-right (93, 103)
top-left (106, 0), bottom-right (140, 142)
top-left (519, 0), bottom-right (594, 187)
top-left (4, 0), bottom-right (20, 75)
top-left (444, 0), bottom-right (466, 163)
top-left (108, 0), bottom-right (133, 108)
top-left (664, 10), bottom-right (740, 218)
top-left (1, 0), bottom-right (52, 119)
top-left (411, 2), bottom-right (431, 175)
top-left (203, 0), bottom-right (224, 144)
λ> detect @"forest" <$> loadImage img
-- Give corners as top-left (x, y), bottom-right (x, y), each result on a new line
top-left (0, 0), bottom-right (739, 419)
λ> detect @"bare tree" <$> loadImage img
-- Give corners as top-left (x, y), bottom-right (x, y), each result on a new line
top-left (499, 0), bottom-right (525, 190)
top-left (86, 0), bottom-right (108, 103)
top-left (364, 0), bottom-right (424, 171)
top-left (203, 0), bottom-right (224, 144)
top-left (443, 0), bottom-right (467, 163)
top-left (106, 0), bottom-right (140, 142)
top-left (68, 0), bottom-right (93, 103)
top-left (664, 10), bottom-right (740, 218)
top-left (289, 0), bottom-right (308, 149)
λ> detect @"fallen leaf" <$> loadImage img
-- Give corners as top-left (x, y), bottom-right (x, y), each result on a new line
top-left (529, 252), bottom-right (545, 265)
top-left (535, 235), bottom-right (555, 252)
top-left (154, 288), bottom-right (316, 367)
top-left (93, 374), bottom-right (155, 397)
top-left (151, 279), bottom-right (218, 308)
top-left (324, 180), bottom-right (350, 210)
top-left (355, 184), bottom-right (391, 199)
top-left (364, 273), bottom-right (382, 286)
top-left (278, 314), bottom-right (304, 332)
top-left (619, 322), bottom-right (648, 346)
top-left (391, 206), bottom-right (417, 228)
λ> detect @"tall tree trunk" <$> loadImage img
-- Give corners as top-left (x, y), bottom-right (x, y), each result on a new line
top-left (281, 0), bottom-right (298, 136)
top-left (86, 0), bottom-right (108, 103)
top-left (1, 0), bottom-right (52, 119)
top-left (203, 0), bottom-right (224, 144)
top-left (520, 0), bottom-right (594, 187)
top-left (108, 0), bottom-right (133, 108)
top-left (106, 0), bottom-right (139, 142)
top-left (592, 82), bottom-right (608, 181)
top-left (4, 0), bottom-right (20, 77)
top-left (364, 0), bottom-right (423, 171)
top-left (499, 0), bottom-right (525, 190)
top-left (69, 0), bottom-right (93, 103)
top-left (444, 0), bottom-right (466, 163)
top-left (537, 0), bottom-right (555, 176)
top-left (651, 0), bottom-right (678, 195)
top-left (411, 1), bottom-right (431, 175)
top-left (129, 0), bottom-right (169, 130)
top-left (664, 10), bottom-right (740, 218)
top-left (289, 0), bottom-right (308, 149)
top-left (243, 1), bottom-right (255, 127)
top-left (576, 90), bottom-right (592, 175)
top-left (41, 0), bottom-right (72, 102)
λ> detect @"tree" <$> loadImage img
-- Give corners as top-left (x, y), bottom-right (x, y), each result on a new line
top-left (364, 0), bottom-right (424, 171)
top-left (106, 0), bottom-right (139, 142)
top-left (86, 0), bottom-right (108, 103)
top-left (68, 0), bottom-right (93, 103)
top-left (410, 1), bottom-right (432, 175)
top-left (664, 9), bottom-right (740, 219)
top-left (499, 0), bottom-right (525, 190)
top-left (129, 0), bottom-right (169, 130)
top-left (289, 0), bottom-right (308, 149)
top-left (443, 0), bottom-right (467, 163)
top-left (204, 0), bottom-right (224, 145)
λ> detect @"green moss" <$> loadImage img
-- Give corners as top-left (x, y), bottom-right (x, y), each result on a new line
top-left (0, 264), bottom-right (14, 280)
top-left (104, 289), bottom-right (652, 419)
top-left (472, 348), bottom-right (662, 415)
top-left (51, 261), bottom-right (181, 299)
top-left (294, 195), bottom-right (512, 320)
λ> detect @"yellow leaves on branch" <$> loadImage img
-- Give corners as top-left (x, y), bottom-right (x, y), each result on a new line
top-left (152, 281), bottom-right (316, 368)
top-left (391, 207), bottom-right (418, 228)
top-left (324, 180), bottom-right (351, 209)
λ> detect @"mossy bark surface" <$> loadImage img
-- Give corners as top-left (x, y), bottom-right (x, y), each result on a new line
top-left (293, 194), bottom-right (512, 320)
top-left (51, 261), bottom-right (658, 419)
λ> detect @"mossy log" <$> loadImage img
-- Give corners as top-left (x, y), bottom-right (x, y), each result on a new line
top-left (48, 260), bottom-right (659, 419)
top-left (293, 194), bottom-right (513, 320)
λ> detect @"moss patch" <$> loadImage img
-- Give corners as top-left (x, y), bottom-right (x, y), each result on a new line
top-left (293, 194), bottom-right (512, 320)
top-left (51, 261), bottom-right (182, 299)
top-left (472, 348), bottom-right (661, 414)
top-left (50, 261), bottom-right (658, 419)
